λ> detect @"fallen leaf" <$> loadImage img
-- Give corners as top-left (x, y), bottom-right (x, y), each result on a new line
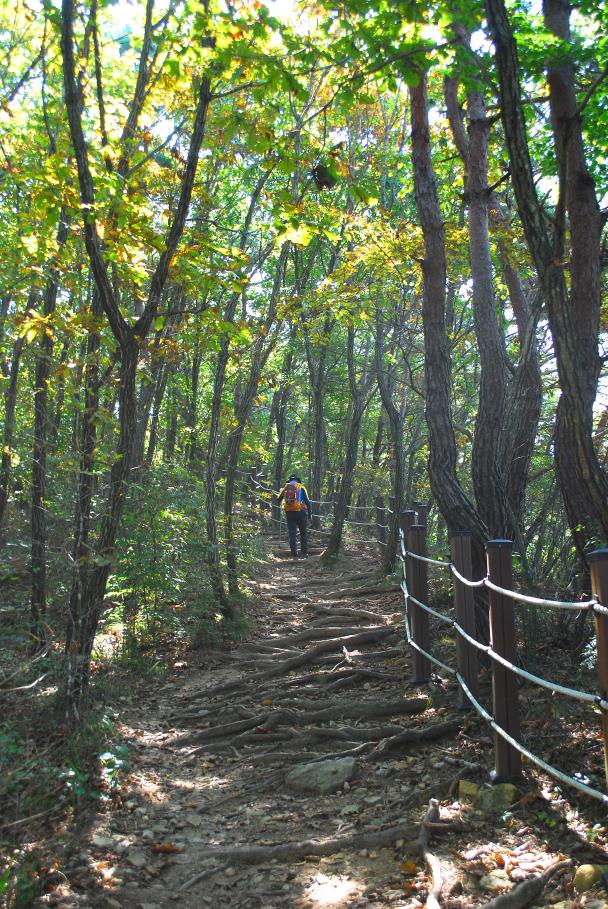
top-left (150, 843), bottom-right (183, 854)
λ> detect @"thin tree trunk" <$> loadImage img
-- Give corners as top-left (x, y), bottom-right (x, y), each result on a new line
top-left (31, 212), bottom-right (69, 643)
top-left (374, 312), bottom-right (405, 573)
top-left (0, 337), bottom-right (25, 534)
top-left (320, 329), bottom-right (374, 564)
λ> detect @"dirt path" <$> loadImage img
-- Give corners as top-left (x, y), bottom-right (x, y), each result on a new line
top-left (41, 544), bottom-right (587, 909)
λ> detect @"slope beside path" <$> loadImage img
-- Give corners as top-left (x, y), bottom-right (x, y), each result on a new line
top-left (39, 545), bottom-right (588, 909)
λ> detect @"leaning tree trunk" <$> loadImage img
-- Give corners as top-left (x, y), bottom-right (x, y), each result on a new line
top-left (272, 351), bottom-right (294, 525)
top-left (410, 72), bottom-right (487, 576)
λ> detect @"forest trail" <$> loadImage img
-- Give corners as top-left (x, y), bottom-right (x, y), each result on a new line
top-left (52, 544), bottom-right (577, 909)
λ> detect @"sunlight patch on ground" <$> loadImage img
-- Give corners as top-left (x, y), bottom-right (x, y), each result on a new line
top-left (305, 872), bottom-right (361, 906)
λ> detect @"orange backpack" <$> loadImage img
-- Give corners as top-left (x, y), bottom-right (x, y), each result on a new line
top-left (284, 482), bottom-right (303, 511)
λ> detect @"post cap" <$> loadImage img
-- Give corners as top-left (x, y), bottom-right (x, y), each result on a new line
top-left (486, 539), bottom-right (513, 549)
top-left (588, 549), bottom-right (608, 562)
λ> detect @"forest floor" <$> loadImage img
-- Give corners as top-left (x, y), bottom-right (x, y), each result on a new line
top-left (31, 541), bottom-right (608, 909)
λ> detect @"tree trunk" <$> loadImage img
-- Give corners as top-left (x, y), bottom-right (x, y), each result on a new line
top-left (320, 328), bottom-right (373, 564)
top-left (374, 312), bottom-right (405, 573)
top-left (485, 0), bottom-right (608, 561)
top-left (146, 364), bottom-right (168, 464)
top-left (496, 237), bottom-right (542, 528)
top-left (0, 337), bottom-right (25, 535)
top-left (31, 213), bottom-right (69, 642)
top-left (65, 340), bottom-right (138, 719)
top-left (445, 50), bottom-right (509, 538)
top-left (409, 73), bottom-right (487, 575)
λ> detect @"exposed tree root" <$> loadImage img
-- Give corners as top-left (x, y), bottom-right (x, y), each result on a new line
top-left (371, 719), bottom-right (462, 757)
top-left (178, 820), bottom-right (418, 888)
top-left (476, 861), bottom-right (571, 909)
top-left (332, 584), bottom-right (401, 599)
top-left (197, 627), bottom-right (399, 697)
top-left (306, 604), bottom-right (390, 623)
top-left (257, 623), bottom-right (392, 648)
top-left (182, 696), bottom-right (429, 746)
top-left (418, 799), bottom-right (443, 909)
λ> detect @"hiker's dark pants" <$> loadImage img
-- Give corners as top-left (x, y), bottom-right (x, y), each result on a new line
top-left (286, 511), bottom-right (308, 557)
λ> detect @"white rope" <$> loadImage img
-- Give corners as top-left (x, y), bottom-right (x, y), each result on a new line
top-left (403, 593), bottom-right (457, 676)
top-left (449, 563), bottom-right (488, 589)
top-left (401, 581), bottom-right (608, 715)
top-left (400, 562), bottom-right (608, 805)
top-left (457, 675), bottom-right (608, 806)
top-left (484, 577), bottom-right (597, 611)
top-left (402, 549), bottom-right (451, 569)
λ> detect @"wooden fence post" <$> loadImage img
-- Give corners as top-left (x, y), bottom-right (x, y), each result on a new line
top-left (450, 531), bottom-right (479, 709)
top-left (375, 496), bottom-right (386, 545)
top-left (407, 522), bottom-right (431, 683)
top-left (486, 539), bottom-right (523, 782)
top-left (413, 500), bottom-right (428, 527)
top-left (589, 549), bottom-right (608, 791)
top-left (399, 509), bottom-right (417, 541)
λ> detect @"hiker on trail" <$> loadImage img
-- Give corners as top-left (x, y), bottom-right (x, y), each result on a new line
top-left (277, 474), bottom-right (312, 560)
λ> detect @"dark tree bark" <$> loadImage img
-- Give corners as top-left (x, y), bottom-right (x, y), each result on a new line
top-left (409, 72), bottom-right (488, 574)
top-left (444, 41), bottom-right (510, 539)
top-left (495, 236), bottom-right (542, 529)
top-left (485, 0), bottom-right (608, 562)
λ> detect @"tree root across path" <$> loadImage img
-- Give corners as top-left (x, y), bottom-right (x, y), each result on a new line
top-left (178, 820), bottom-right (419, 891)
top-left (180, 697), bottom-right (430, 746)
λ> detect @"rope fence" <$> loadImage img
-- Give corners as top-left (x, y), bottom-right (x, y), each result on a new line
top-left (397, 504), bottom-right (608, 807)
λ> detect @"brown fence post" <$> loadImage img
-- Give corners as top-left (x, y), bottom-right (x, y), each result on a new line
top-left (407, 522), bottom-right (431, 683)
top-left (450, 531), bottom-right (479, 709)
top-left (375, 496), bottom-right (386, 545)
top-left (486, 539), bottom-right (523, 782)
top-left (399, 509), bottom-right (417, 542)
top-left (589, 549), bottom-right (608, 791)
top-left (413, 500), bottom-right (428, 527)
